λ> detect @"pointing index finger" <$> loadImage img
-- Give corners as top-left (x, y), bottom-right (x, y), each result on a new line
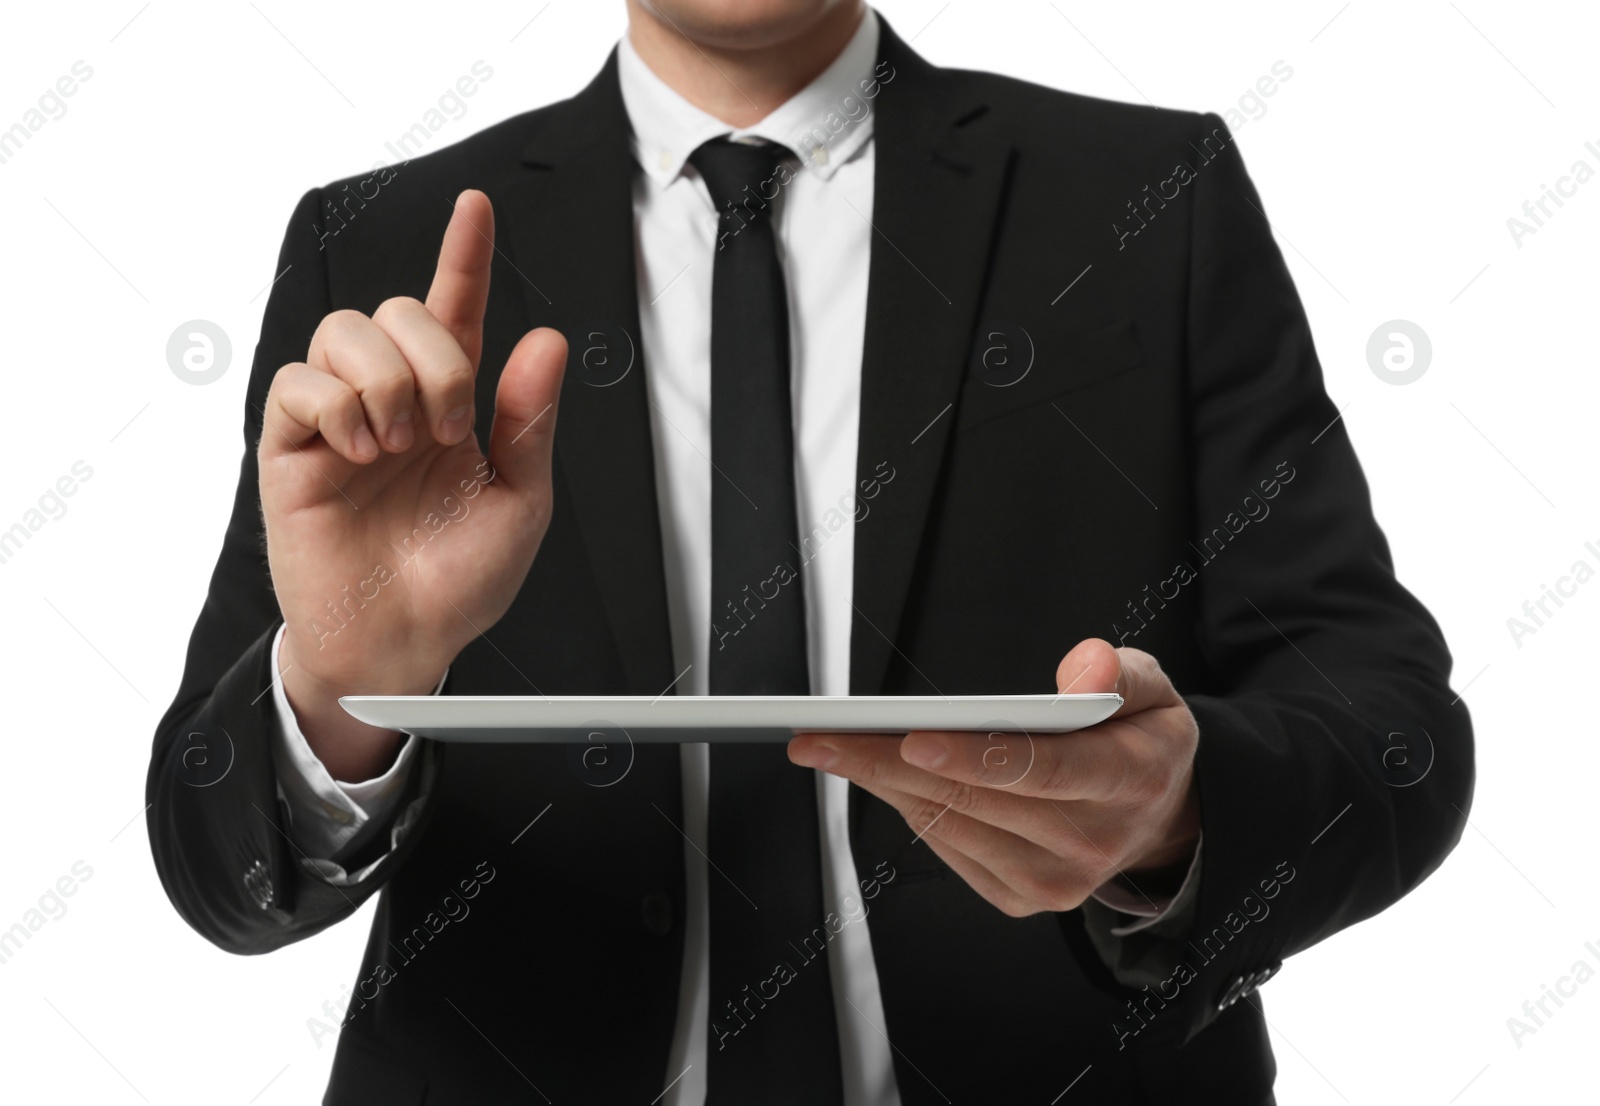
top-left (426, 189), bottom-right (496, 371)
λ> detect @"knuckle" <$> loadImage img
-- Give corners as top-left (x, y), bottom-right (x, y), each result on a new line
top-left (332, 386), bottom-right (366, 426)
top-left (369, 362), bottom-right (417, 399)
top-left (267, 360), bottom-right (304, 395)
top-left (848, 749), bottom-right (893, 790)
top-left (371, 295), bottom-right (423, 327)
top-left (901, 794), bottom-right (949, 836)
top-left (996, 896), bottom-right (1038, 919)
top-left (1050, 886), bottom-right (1091, 912)
top-left (927, 773), bottom-right (981, 814)
top-left (316, 308), bottom-right (368, 342)
top-left (1039, 753), bottom-right (1081, 798)
top-left (1019, 868), bottom-right (1089, 913)
top-left (310, 311), bottom-right (379, 377)
top-left (420, 349), bottom-right (475, 394)
top-left (1078, 853), bottom-right (1118, 892)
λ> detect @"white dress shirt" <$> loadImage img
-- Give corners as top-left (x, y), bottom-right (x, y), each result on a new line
top-left (268, 10), bottom-right (1191, 1103)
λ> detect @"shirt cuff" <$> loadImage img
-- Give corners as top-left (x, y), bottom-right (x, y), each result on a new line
top-left (267, 624), bottom-right (439, 866)
top-left (1089, 833), bottom-right (1203, 937)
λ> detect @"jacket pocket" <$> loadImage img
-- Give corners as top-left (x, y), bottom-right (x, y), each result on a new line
top-left (956, 316), bottom-right (1145, 432)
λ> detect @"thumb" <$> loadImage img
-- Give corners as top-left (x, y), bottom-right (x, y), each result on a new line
top-left (487, 327), bottom-right (567, 496)
top-left (1056, 639), bottom-right (1178, 716)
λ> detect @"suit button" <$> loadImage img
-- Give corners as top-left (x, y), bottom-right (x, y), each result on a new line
top-left (1219, 963), bottom-right (1282, 1011)
top-left (1242, 963), bottom-right (1282, 999)
top-left (642, 893), bottom-right (674, 936)
top-left (244, 859), bottom-right (273, 910)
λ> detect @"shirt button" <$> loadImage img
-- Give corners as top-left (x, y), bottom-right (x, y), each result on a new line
top-left (658, 150), bottom-right (673, 172)
top-left (812, 146), bottom-right (829, 167)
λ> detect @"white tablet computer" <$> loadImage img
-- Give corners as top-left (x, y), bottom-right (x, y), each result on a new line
top-left (339, 693), bottom-right (1123, 743)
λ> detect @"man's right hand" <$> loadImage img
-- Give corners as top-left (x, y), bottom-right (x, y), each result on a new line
top-left (259, 189), bottom-right (567, 781)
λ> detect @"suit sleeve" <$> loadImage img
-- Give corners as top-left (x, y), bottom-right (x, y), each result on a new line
top-left (144, 188), bottom-right (440, 954)
top-left (1116, 114), bottom-right (1475, 1044)
top-left (269, 625), bottom-right (427, 869)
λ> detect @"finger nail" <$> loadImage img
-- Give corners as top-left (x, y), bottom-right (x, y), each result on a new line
top-left (902, 734), bottom-right (949, 770)
top-left (440, 406), bottom-right (472, 442)
top-left (387, 410), bottom-right (414, 450)
top-left (791, 741), bottom-right (839, 771)
top-left (351, 424), bottom-right (378, 459)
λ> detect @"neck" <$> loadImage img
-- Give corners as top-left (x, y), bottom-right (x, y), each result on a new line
top-left (625, 1), bottom-right (866, 128)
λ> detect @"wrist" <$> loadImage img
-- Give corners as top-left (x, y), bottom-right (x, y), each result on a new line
top-left (1126, 770), bottom-right (1201, 874)
top-left (277, 630), bottom-right (442, 783)
top-left (278, 619), bottom-right (451, 697)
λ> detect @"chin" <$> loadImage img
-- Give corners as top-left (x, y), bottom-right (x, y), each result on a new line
top-left (636, 0), bottom-right (858, 50)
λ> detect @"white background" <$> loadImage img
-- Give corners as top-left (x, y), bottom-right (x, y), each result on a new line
top-left (0, 1), bottom-right (1595, 1102)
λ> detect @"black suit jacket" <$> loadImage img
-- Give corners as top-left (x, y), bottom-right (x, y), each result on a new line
top-left (147, 19), bottom-right (1473, 1105)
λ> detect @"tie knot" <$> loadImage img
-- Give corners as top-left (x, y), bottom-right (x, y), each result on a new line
top-left (689, 137), bottom-right (793, 222)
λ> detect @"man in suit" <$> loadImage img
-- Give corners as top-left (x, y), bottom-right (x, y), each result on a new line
top-left (146, 2), bottom-right (1473, 1102)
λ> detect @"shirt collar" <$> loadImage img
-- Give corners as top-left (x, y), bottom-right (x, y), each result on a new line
top-left (617, 8), bottom-right (880, 187)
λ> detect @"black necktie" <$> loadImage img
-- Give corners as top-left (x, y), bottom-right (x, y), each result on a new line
top-left (691, 137), bottom-right (844, 1104)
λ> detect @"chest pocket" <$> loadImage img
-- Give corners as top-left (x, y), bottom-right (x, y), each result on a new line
top-left (955, 316), bottom-right (1145, 432)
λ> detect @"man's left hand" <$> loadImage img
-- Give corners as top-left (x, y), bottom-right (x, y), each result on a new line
top-left (788, 638), bottom-right (1201, 917)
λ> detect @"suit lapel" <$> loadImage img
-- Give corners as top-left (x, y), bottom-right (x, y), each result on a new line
top-left (845, 27), bottom-right (1019, 1091)
top-left (489, 26), bottom-right (1012, 700)
top-left (495, 54), bottom-right (677, 696)
top-left (850, 21), bottom-right (1014, 695)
